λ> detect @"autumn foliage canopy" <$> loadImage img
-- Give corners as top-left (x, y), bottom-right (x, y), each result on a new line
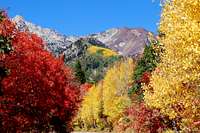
top-left (74, 58), bottom-right (134, 131)
top-left (144, 0), bottom-right (200, 132)
top-left (0, 12), bottom-right (81, 132)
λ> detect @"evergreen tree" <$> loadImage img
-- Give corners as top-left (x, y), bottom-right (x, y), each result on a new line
top-left (129, 40), bottom-right (162, 96)
top-left (74, 60), bottom-right (86, 84)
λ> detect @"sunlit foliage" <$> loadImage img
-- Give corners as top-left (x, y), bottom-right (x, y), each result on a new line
top-left (74, 58), bottom-right (134, 131)
top-left (0, 12), bottom-right (81, 132)
top-left (87, 45), bottom-right (118, 57)
top-left (144, 0), bottom-right (200, 131)
top-left (115, 102), bottom-right (169, 133)
top-left (103, 58), bottom-right (134, 122)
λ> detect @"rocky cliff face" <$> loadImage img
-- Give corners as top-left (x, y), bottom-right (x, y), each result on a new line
top-left (12, 15), bottom-right (153, 61)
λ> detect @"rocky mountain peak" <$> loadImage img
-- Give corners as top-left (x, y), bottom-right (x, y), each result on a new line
top-left (12, 15), bottom-right (27, 31)
top-left (12, 15), bottom-right (154, 61)
top-left (89, 27), bottom-right (152, 57)
top-left (12, 15), bottom-right (24, 22)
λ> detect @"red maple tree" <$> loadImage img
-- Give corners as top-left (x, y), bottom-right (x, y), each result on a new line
top-left (0, 12), bottom-right (81, 132)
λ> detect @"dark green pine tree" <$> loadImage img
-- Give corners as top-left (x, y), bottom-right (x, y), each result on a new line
top-left (129, 40), bottom-right (162, 96)
top-left (74, 60), bottom-right (86, 84)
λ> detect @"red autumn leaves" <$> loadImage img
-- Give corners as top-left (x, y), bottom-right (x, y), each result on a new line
top-left (0, 12), bottom-right (81, 132)
top-left (117, 102), bottom-right (167, 133)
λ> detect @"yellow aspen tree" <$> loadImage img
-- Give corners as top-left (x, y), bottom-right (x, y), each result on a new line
top-left (74, 58), bottom-right (135, 131)
top-left (75, 84), bottom-right (102, 130)
top-left (144, 0), bottom-right (200, 131)
top-left (103, 58), bottom-right (134, 123)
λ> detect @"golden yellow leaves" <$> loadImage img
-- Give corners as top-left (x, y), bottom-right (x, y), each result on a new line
top-left (74, 58), bottom-right (135, 130)
top-left (144, 0), bottom-right (200, 131)
top-left (87, 45), bottom-right (118, 57)
top-left (103, 59), bottom-right (134, 122)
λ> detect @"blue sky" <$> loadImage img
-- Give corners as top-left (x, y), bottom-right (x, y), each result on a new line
top-left (0, 0), bottom-right (161, 36)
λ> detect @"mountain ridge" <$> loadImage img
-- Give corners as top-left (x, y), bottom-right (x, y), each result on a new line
top-left (12, 15), bottom-right (154, 61)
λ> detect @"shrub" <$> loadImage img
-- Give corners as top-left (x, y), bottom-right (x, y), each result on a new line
top-left (114, 102), bottom-right (168, 133)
